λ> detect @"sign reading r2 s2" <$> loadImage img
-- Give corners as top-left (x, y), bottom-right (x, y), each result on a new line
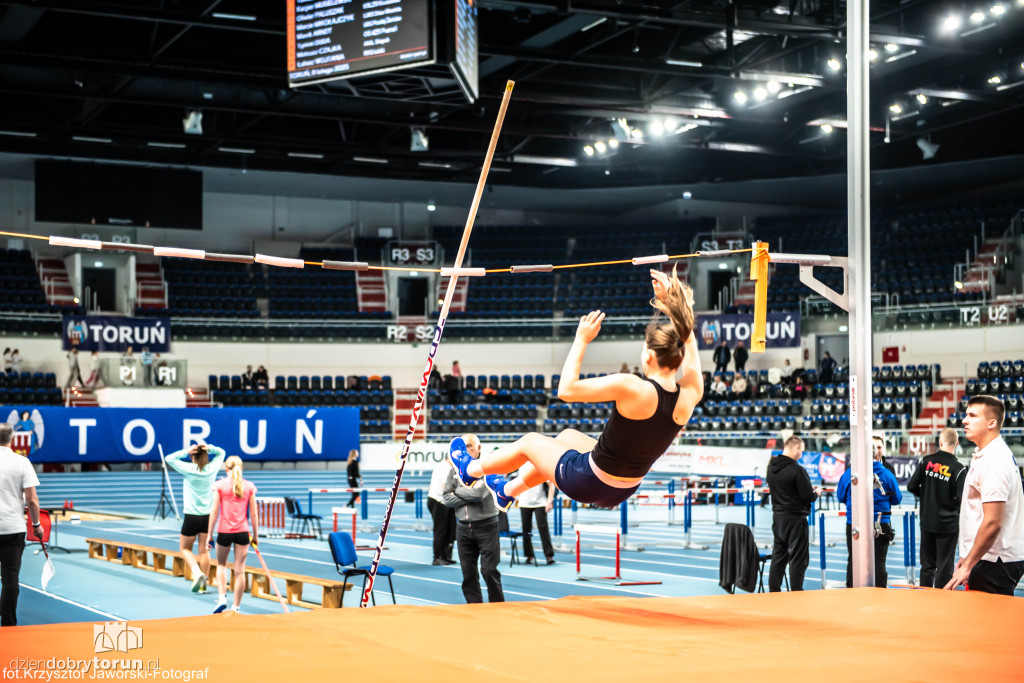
top-left (13, 407), bottom-right (359, 463)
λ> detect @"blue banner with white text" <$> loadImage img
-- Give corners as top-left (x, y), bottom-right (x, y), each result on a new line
top-left (62, 315), bottom-right (171, 352)
top-left (2, 407), bottom-right (359, 463)
top-left (696, 312), bottom-right (800, 349)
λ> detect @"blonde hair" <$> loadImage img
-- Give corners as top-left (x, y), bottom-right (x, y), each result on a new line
top-left (347, 449), bottom-right (359, 462)
top-left (225, 456), bottom-right (245, 498)
top-left (646, 264), bottom-right (695, 370)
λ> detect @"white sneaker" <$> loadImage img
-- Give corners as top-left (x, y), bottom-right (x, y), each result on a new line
top-left (230, 605), bottom-right (241, 614)
top-left (213, 597), bottom-right (228, 614)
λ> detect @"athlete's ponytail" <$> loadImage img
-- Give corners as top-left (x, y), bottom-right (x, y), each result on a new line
top-left (225, 455), bottom-right (244, 498)
top-left (645, 264), bottom-right (695, 370)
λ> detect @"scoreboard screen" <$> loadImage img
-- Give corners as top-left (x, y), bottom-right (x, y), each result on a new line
top-left (451, 0), bottom-right (478, 101)
top-left (287, 0), bottom-right (434, 87)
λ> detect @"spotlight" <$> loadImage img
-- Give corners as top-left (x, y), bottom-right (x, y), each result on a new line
top-left (868, 49), bottom-right (879, 61)
top-left (427, 201), bottom-right (436, 212)
top-left (970, 10), bottom-right (985, 22)
top-left (954, 280), bottom-right (964, 290)
top-left (733, 90), bottom-right (748, 104)
top-left (682, 191), bottom-right (692, 199)
top-left (753, 87), bottom-right (767, 101)
top-left (988, 75), bottom-right (1002, 84)
top-left (827, 58), bottom-right (842, 71)
top-left (884, 43), bottom-right (899, 52)
top-left (649, 121), bottom-right (665, 136)
top-left (820, 124), bottom-right (834, 134)
top-left (942, 15), bottom-right (962, 31)
top-left (916, 93), bottom-right (928, 104)
top-left (607, 138), bottom-right (619, 149)
top-left (583, 145), bottom-right (595, 156)
top-left (916, 137), bottom-right (940, 160)
top-left (594, 141), bottom-right (607, 153)
top-left (631, 129), bottom-right (644, 139)
top-left (889, 103), bottom-right (902, 114)
top-left (990, 3), bottom-right (1006, 14)
top-left (766, 80), bottom-right (781, 94)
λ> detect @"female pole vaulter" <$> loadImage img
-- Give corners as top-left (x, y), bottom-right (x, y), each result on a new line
top-left (450, 267), bottom-right (703, 510)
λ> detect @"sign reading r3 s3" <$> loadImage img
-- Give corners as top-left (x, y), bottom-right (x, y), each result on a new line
top-left (387, 242), bottom-right (439, 266)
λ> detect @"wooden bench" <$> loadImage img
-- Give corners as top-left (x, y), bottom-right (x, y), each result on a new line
top-left (85, 537), bottom-right (351, 608)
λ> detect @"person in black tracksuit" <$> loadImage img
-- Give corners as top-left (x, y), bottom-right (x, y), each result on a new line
top-left (766, 435), bottom-right (818, 591)
top-left (906, 428), bottom-right (966, 588)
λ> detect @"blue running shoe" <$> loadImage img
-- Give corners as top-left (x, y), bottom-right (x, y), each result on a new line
top-left (484, 475), bottom-right (515, 512)
top-left (213, 598), bottom-right (228, 614)
top-left (448, 437), bottom-right (478, 486)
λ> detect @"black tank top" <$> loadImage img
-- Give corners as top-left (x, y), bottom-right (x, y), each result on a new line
top-left (590, 377), bottom-right (682, 479)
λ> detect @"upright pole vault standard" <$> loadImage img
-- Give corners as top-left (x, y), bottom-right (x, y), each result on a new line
top-left (847, 0), bottom-right (876, 587)
top-left (360, 81), bottom-right (516, 608)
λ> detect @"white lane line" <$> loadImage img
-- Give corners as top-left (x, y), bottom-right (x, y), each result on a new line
top-left (19, 584), bottom-right (122, 620)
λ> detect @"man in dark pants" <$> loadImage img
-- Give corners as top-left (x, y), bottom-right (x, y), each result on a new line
top-left (766, 436), bottom-right (817, 591)
top-left (443, 433), bottom-right (504, 603)
top-left (732, 341), bottom-right (749, 374)
top-left (519, 482), bottom-right (556, 565)
top-left (427, 459), bottom-right (455, 565)
top-left (946, 396), bottom-right (1024, 594)
top-left (0, 423), bottom-right (43, 626)
top-left (837, 435), bottom-right (902, 587)
top-left (713, 341), bottom-right (731, 375)
top-left (907, 427), bottom-right (966, 588)
top-left (820, 351), bottom-right (836, 384)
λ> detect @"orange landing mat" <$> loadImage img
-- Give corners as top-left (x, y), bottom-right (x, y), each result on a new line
top-left (3, 589), bottom-right (1022, 681)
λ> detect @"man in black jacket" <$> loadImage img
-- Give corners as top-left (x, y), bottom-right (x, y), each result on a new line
top-left (907, 427), bottom-right (966, 588)
top-left (766, 435), bottom-right (818, 591)
top-left (713, 341), bottom-right (731, 374)
top-left (732, 341), bottom-right (749, 373)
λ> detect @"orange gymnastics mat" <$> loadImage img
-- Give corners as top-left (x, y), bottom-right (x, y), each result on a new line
top-left (3, 589), bottom-right (1022, 682)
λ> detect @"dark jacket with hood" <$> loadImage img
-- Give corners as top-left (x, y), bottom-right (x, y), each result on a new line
top-left (767, 454), bottom-right (818, 518)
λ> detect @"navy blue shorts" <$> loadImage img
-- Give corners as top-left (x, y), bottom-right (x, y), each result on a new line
top-left (553, 449), bottom-right (640, 508)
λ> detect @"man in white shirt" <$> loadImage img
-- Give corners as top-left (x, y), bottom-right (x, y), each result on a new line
top-left (0, 423), bottom-right (43, 626)
top-left (518, 481), bottom-right (556, 565)
top-left (945, 395), bottom-right (1024, 595)
top-left (427, 458), bottom-right (455, 565)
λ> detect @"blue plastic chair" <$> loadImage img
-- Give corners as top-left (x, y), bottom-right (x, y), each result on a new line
top-left (328, 532), bottom-right (395, 606)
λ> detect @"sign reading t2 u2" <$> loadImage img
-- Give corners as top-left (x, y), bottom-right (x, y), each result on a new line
top-left (15, 407), bottom-right (359, 463)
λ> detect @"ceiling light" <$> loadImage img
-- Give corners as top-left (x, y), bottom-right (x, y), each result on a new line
top-left (71, 136), bottom-right (112, 143)
top-left (916, 94), bottom-right (928, 105)
top-left (427, 202), bottom-right (436, 212)
top-left (182, 109), bottom-right (203, 135)
top-left (970, 10), bottom-right (986, 22)
top-left (147, 141), bottom-right (186, 148)
top-left (753, 87), bottom-right (767, 101)
top-left (827, 58), bottom-right (842, 71)
top-left (718, 263), bottom-right (729, 270)
top-left (990, 3), bottom-right (1006, 14)
top-left (820, 124), bottom-right (833, 133)
top-left (942, 15), bottom-right (962, 31)
top-left (353, 156), bottom-right (388, 164)
top-left (988, 75), bottom-right (1002, 84)
top-left (580, 17), bottom-right (607, 32)
top-left (733, 90), bottom-right (748, 105)
top-left (288, 151), bottom-right (324, 159)
top-left (594, 141), bottom-right (607, 153)
top-left (766, 80), bottom-right (781, 94)
top-left (665, 59), bottom-right (704, 68)
top-left (649, 121), bottom-right (665, 136)
top-left (954, 280), bottom-right (964, 290)
top-left (607, 138), bottom-right (619, 149)
top-left (884, 43), bottom-right (899, 52)
top-left (212, 12), bottom-right (256, 21)
top-left (218, 147), bottom-right (255, 154)
top-left (0, 130), bottom-right (36, 137)
top-left (916, 137), bottom-right (940, 160)
top-left (868, 49), bottom-right (879, 61)
top-left (93, 261), bottom-right (104, 268)
top-left (889, 103), bottom-right (903, 114)
top-left (511, 155), bottom-right (578, 167)
top-left (682, 192), bottom-right (692, 199)
top-left (418, 161), bottom-right (453, 169)
top-left (631, 129), bottom-right (644, 139)
top-left (583, 145), bottom-right (595, 156)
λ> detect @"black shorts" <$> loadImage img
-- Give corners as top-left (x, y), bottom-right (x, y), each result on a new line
top-left (554, 449), bottom-right (640, 508)
top-left (216, 531), bottom-right (251, 547)
top-left (181, 514), bottom-right (210, 538)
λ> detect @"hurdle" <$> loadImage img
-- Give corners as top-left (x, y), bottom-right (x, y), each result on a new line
top-left (574, 524), bottom-right (662, 586)
top-left (308, 487), bottom-right (422, 521)
top-left (332, 507), bottom-right (378, 551)
top-left (817, 509), bottom-right (919, 588)
top-left (257, 497), bottom-right (286, 539)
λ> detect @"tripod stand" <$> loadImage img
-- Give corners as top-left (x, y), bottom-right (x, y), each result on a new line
top-left (154, 444), bottom-right (181, 521)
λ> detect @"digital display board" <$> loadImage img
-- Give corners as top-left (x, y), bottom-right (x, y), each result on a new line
top-left (287, 0), bottom-right (433, 87)
top-left (452, 0), bottom-right (478, 101)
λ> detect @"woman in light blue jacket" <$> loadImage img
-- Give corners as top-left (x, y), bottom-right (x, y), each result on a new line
top-left (165, 443), bottom-right (225, 592)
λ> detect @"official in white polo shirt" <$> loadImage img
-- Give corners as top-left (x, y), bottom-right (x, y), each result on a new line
top-left (945, 395), bottom-right (1024, 595)
top-left (0, 423), bottom-right (43, 626)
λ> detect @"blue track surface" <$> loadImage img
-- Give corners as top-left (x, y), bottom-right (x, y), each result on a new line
top-left (14, 470), bottom-right (1020, 626)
